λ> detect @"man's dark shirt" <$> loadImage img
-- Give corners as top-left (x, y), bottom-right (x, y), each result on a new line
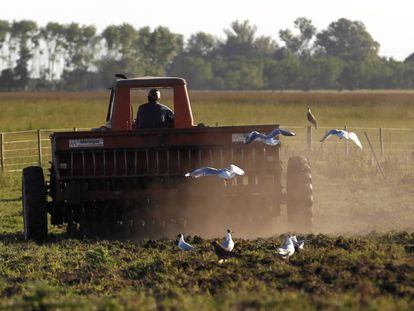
top-left (136, 101), bottom-right (174, 128)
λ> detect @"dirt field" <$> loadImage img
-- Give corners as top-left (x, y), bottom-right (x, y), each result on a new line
top-left (0, 91), bottom-right (413, 309)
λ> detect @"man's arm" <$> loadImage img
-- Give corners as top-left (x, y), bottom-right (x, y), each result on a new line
top-left (166, 109), bottom-right (174, 128)
top-left (159, 104), bottom-right (174, 128)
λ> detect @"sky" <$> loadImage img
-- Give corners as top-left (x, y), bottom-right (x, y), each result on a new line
top-left (1, 0), bottom-right (413, 60)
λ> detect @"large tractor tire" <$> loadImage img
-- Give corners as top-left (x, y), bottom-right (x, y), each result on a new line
top-left (22, 166), bottom-right (48, 242)
top-left (286, 156), bottom-right (313, 232)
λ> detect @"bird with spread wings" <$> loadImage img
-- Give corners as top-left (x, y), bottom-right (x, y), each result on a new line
top-left (320, 129), bottom-right (363, 149)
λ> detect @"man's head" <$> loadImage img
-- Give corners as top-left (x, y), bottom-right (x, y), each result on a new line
top-left (148, 89), bottom-right (161, 103)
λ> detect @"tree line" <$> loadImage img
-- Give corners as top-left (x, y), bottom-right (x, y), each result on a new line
top-left (1, 18), bottom-right (414, 91)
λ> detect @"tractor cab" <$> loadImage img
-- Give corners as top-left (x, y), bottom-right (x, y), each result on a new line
top-left (106, 76), bottom-right (194, 131)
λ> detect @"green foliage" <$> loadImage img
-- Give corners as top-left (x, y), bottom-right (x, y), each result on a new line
top-left (187, 32), bottom-right (218, 57)
top-left (0, 20), bottom-right (10, 47)
top-left (169, 55), bottom-right (213, 88)
top-left (3, 20), bottom-right (38, 90)
top-left (222, 20), bottom-right (258, 57)
top-left (138, 26), bottom-right (183, 76)
top-left (85, 245), bottom-right (113, 270)
top-left (100, 23), bottom-right (141, 82)
top-left (279, 17), bottom-right (316, 56)
top-left (1, 18), bottom-right (414, 90)
top-left (316, 18), bottom-right (379, 62)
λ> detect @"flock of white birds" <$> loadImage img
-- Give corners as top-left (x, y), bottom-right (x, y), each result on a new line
top-left (184, 107), bottom-right (363, 182)
top-left (177, 230), bottom-right (305, 262)
top-left (176, 107), bottom-right (361, 262)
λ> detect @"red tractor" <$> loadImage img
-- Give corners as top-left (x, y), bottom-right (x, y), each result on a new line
top-left (22, 76), bottom-right (313, 241)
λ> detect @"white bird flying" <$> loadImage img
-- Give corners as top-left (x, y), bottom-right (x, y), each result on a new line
top-left (307, 107), bottom-right (317, 129)
top-left (320, 129), bottom-right (363, 149)
top-left (177, 234), bottom-right (194, 251)
top-left (185, 164), bottom-right (245, 180)
top-left (277, 235), bottom-right (295, 259)
top-left (291, 235), bottom-right (305, 251)
top-left (221, 229), bottom-right (235, 252)
top-left (244, 128), bottom-right (296, 145)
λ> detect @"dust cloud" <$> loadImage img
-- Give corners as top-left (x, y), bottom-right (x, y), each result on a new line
top-left (124, 145), bottom-right (414, 240)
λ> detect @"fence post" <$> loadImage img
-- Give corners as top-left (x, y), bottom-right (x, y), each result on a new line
top-left (379, 127), bottom-right (384, 157)
top-left (307, 126), bottom-right (312, 150)
top-left (344, 125), bottom-right (349, 157)
top-left (37, 129), bottom-right (42, 167)
top-left (365, 132), bottom-right (386, 178)
top-left (0, 133), bottom-right (4, 172)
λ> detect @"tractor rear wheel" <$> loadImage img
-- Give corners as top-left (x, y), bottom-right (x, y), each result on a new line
top-left (286, 156), bottom-right (313, 232)
top-left (22, 166), bottom-right (48, 242)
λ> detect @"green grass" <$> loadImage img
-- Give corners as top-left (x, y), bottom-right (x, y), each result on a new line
top-left (1, 91), bottom-right (414, 131)
top-left (0, 91), bottom-right (414, 309)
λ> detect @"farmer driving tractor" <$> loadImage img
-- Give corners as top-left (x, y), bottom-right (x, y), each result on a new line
top-left (136, 89), bottom-right (174, 129)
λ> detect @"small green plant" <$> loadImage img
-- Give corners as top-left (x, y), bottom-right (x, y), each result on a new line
top-left (85, 245), bottom-right (113, 269)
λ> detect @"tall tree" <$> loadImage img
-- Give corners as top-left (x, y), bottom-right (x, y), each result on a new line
top-left (40, 22), bottom-right (66, 80)
top-left (298, 56), bottom-right (343, 89)
top-left (168, 55), bottom-right (213, 88)
top-left (404, 53), bottom-right (414, 64)
top-left (316, 18), bottom-right (379, 61)
top-left (59, 23), bottom-right (100, 90)
top-left (187, 32), bottom-right (217, 56)
top-left (0, 20), bottom-right (10, 71)
top-left (222, 20), bottom-right (258, 56)
top-left (137, 26), bottom-right (183, 75)
top-left (100, 23), bottom-right (140, 82)
top-left (62, 23), bottom-right (99, 72)
top-left (102, 23), bottom-right (138, 60)
top-left (10, 20), bottom-right (38, 89)
top-left (264, 51), bottom-right (300, 89)
top-left (0, 20), bottom-right (9, 47)
top-left (254, 35), bottom-right (278, 57)
top-left (279, 17), bottom-right (316, 56)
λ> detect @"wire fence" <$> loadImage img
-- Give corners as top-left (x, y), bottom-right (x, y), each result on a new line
top-left (0, 128), bottom-right (88, 173)
top-left (279, 125), bottom-right (414, 179)
top-left (0, 126), bottom-right (413, 174)
top-left (282, 125), bottom-right (414, 156)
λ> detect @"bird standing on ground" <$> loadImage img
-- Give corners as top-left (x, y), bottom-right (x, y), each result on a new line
top-left (177, 234), bottom-right (194, 251)
top-left (185, 164), bottom-right (245, 180)
top-left (211, 241), bottom-right (241, 263)
top-left (277, 235), bottom-right (295, 260)
top-left (307, 107), bottom-right (317, 129)
top-left (291, 235), bottom-right (305, 251)
top-left (244, 128), bottom-right (296, 145)
top-left (221, 229), bottom-right (235, 252)
top-left (320, 129), bottom-right (363, 149)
